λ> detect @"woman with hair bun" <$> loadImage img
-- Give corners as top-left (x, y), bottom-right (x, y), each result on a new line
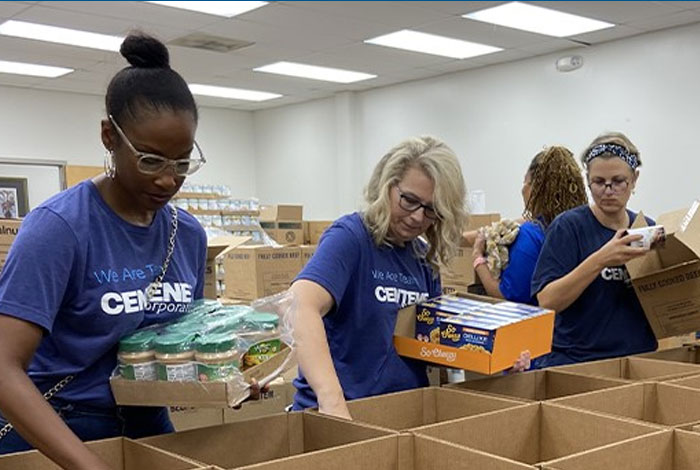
top-left (0, 32), bottom-right (207, 467)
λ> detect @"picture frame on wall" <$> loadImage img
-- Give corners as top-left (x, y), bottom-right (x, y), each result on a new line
top-left (0, 177), bottom-right (29, 218)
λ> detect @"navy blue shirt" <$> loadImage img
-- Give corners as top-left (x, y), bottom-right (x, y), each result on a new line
top-left (292, 213), bottom-right (441, 410)
top-left (531, 205), bottom-right (657, 367)
top-left (499, 221), bottom-right (545, 305)
top-left (0, 181), bottom-right (207, 408)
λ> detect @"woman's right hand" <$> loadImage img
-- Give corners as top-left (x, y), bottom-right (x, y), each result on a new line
top-left (594, 229), bottom-right (649, 267)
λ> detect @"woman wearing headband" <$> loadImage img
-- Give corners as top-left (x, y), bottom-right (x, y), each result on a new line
top-left (531, 132), bottom-right (657, 367)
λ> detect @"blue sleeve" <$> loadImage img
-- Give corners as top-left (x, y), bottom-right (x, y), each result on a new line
top-left (0, 209), bottom-right (77, 332)
top-left (295, 222), bottom-right (360, 307)
top-left (531, 216), bottom-right (579, 298)
top-left (499, 224), bottom-right (542, 304)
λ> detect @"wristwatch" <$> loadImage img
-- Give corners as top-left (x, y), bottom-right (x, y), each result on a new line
top-left (473, 256), bottom-right (487, 270)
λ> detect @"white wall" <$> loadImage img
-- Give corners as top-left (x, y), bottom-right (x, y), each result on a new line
top-left (0, 86), bottom-right (257, 199)
top-left (254, 22), bottom-right (700, 221)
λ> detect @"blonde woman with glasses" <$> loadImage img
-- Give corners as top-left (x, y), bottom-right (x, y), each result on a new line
top-left (532, 132), bottom-right (657, 368)
top-left (290, 136), bottom-right (529, 419)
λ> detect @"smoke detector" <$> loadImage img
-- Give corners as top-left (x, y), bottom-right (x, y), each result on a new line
top-left (555, 55), bottom-right (584, 72)
top-left (169, 33), bottom-right (253, 53)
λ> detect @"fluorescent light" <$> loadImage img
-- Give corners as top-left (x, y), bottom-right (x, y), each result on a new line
top-left (464, 2), bottom-right (614, 37)
top-left (365, 29), bottom-right (501, 59)
top-left (0, 59), bottom-right (73, 78)
top-left (0, 20), bottom-right (122, 51)
top-left (189, 84), bottom-right (281, 102)
top-left (254, 62), bottom-right (376, 84)
top-left (146, 1), bottom-right (267, 18)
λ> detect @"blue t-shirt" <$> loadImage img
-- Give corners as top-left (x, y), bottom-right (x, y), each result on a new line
top-left (292, 213), bottom-right (441, 410)
top-left (0, 180), bottom-right (207, 408)
top-left (499, 221), bottom-right (545, 305)
top-left (531, 205), bottom-right (657, 367)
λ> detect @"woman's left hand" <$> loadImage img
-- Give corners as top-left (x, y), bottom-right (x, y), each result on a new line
top-left (507, 350), bottom-right (531, 374)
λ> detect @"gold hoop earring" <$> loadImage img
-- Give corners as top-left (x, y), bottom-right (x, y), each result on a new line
top-left (104, 149), bottom-right (116, 179)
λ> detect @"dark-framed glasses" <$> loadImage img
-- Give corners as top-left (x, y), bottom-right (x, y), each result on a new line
top-left (397, 186), bottom-right (440, 220)
top-left (108, 115), bottom-right (206, 177)
top-left (588, 177), bottom-right (630, 194)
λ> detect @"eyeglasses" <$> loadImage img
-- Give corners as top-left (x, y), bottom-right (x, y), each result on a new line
top-left (108, 115), bottom-right (206, 176)
top-left (588, 177), bottom-right (630, 194)
top-left (397, 187), bottom-right (439, 220)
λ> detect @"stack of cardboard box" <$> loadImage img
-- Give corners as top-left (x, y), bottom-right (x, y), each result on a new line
top-left (260, 205), bottom-right (304, 246)
top-left (0, 218), bottom-right (20, 272)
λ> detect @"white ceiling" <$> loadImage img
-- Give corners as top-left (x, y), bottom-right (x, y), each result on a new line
top-left (1, 1), bottom-right (700, 110)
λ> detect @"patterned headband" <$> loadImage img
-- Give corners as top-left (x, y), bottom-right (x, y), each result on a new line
top-left (584, 143), bottom-right (639, 169)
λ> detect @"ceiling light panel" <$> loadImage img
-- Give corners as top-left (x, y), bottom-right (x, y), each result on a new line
top-left (0, 20), bottom-right (122, 51)
top-left (0, 59), bottom-right (73, 78)
top-left (464, 2), bottom-right (614, 37)
top-left (254, 62), bottom-right (376, 84)
top-left (365, 29), bottom-right (502, 59)
top-left (189, 84), bottom-right (281, 102)
top-left (146, 1), bottom-right (267, 18)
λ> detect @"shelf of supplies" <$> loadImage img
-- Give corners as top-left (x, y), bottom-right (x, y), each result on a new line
top-left (188, 209), bottom-right (260, 216)
top-left (221, 210), bottom-right (260, 216)
top-left (222, 225), bottom-right (264, 232)
top-left (188, 209), bottom-right (222, 216)
top-left (174, 192), bottom-right (226, 200)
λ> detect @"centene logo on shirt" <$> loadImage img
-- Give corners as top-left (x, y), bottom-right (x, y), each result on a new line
top-left (600, 267), bottom-right (630, 282)
top-left (374, 285), bottom-right (429, 308)
top-left (101, 282), bottom-right (192, 315)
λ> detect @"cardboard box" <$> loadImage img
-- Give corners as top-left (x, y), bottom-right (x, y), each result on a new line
top-left (168, 408), bottom-right (225, 432)
top-left (626, 203), bottom-right (700, 338)
top-left (111, 346), bottom-right (292, 408)
top-left (306, 220), bottom-right (333, 245)
top-left (412, 402), bottom-right (662, 466)
top-left (0, 437), bottom-right (204, 470)
top-left (639, 344), bottom-right (700, 363)
top-left (335, 386), bottom-right (522, 431)
top-left (139, 411), bottom-right (393, 470)
top-left (465, 213), bottom-right (501, 233)
top-left (657, 333), bottom-right (698, 351)
top-left (551, 382), bottom-right (700, 428)
top-left (393, 293), bottom-right (554, 374)
top-left (666, 373), bottom-right (700, 390)
top-left (230, 434), bottom-right (537, 470)
top-left (223, 381), bottom-right (294, 423)
top-left (204, 236), bottom-right (250, 299)
top-left (300, 244), bottom-right (316, 267)
top-left (444, 369), bottom-right (628, 402)
top-left (223, 245), bottom-right (301, 301)
top-left (0, 218), bottom-right (20, 271)
top-left (261, 205), bottom-right (303, 221)
top-left (542, 429), bottom-right (700, 470)
top-left (551, 356), bottom-right (700, 382)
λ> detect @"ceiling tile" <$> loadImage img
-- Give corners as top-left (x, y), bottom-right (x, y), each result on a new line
top-left (568, 24), bottom-right (642, 44)
top-left (396, 1), bottom-right (506, 15)
top-left (529, 1), bottom-right (685, 24)
top-left (0, 74), bottom-right (47, 87)
top-left (628, 10), bottom-right (700, 30)
top-left (0, 2), bottom-right (31, 18)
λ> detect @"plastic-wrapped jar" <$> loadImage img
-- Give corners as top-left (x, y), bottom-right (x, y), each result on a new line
top-left (195, 332), bottom-right (241, 382)
top-left (118, 329), bottom-right (158, 381)
top-left (241, 313), bottom-right (281, 369)
top-left (155, 332), bottom-right (197, 382)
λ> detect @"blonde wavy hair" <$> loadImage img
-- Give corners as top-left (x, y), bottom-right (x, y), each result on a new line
top-left (363, 136), bottom-right (467, 274)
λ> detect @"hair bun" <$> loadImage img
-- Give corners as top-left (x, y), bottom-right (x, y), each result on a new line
top-left (120, 32), bottom-right (170, 69)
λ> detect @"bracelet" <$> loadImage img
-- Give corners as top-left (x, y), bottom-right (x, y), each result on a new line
top-left (473, 256), bottom-right (487, 270)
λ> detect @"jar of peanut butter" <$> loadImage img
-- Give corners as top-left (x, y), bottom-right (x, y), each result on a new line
top-left (241, 313), bottom-right (281, 369)
top-left (118, 329), bottom-right (158, 381)
top-left (154, 332), bottom-right (198, 382)
top-left (195, 332), bottom-right (241, 382)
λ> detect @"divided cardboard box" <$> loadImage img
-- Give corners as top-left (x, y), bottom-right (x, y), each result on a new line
top-left (626, 202), bottom-right (700, 338)
top-left (550, 382), bottom-right (700, 428)
top-left (261, 205), bottom-right (303, 245)
top-left (226, 434), bottom-right (539, 470)
top-left (139, 411), bottom-right (392, 470)
top-left (0, 437), bottom-right (205, 470)
top-left (334, 386), bottom-right (522, 431)
top-left (445, 368), bottom-right (628, 402)
top-left (440, 213), bottom-right (500, 295)
top-left (393, 293), bottom-right (554, 374)
top-left (0, 218), bottom-right (20, 272)
top-left (640, 344), bottom-right (700, 364)
top-left (412, 402), bottom-right (663, 467)
top-left (552, 356), bottom-right (700, 382)
top-left (542, 429), bottom-right (700, 470)
top-left (223, 245), bottom-right (302, 301)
